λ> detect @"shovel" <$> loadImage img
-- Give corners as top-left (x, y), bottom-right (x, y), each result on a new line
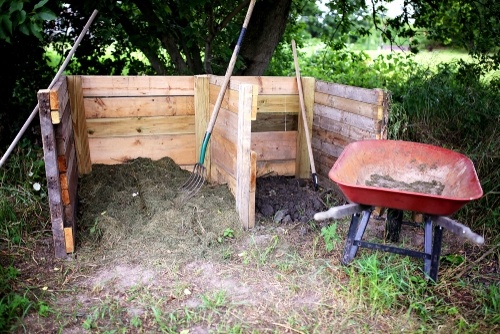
top-left (180, 0), bottom-right (256, 198)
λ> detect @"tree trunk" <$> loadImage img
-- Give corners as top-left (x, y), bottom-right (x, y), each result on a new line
top-left (237, 0), bottom-right (292, 75)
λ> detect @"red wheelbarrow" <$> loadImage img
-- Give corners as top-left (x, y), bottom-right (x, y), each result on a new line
top-left (315, 140), bottom-right (484, 282)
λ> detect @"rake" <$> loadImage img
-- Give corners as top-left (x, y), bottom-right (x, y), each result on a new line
top-left (180, 0), bottom-right (256, 198)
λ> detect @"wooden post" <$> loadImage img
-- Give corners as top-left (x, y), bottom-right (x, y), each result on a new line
top-left (195, 75), bottom-right (210, 179)
top-left (67, 76), bottom-right (92, 175)
top-left (374, 88), bottom-right (389, 140)
top-left (295, 77), bottom-right (315, 179)
top-left (236, 84), bottom-right (254, 229)
top-left (38, 89), bottom-right (67, 258)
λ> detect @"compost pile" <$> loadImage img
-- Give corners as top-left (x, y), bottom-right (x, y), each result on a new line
top-left (255, 176), bottom-right (328, 224)
top-left (77, 157), bottom-right (241, 266)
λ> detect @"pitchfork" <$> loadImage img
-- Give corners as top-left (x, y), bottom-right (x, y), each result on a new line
top-left (180, 0), bottom-right (256, 198)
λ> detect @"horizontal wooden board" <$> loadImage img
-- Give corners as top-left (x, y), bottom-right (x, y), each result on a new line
top-left (81, 76), bottom-right (195, 97)
top-left (252, 113), bottom-right (298, 133)
top-left (86, 115), bottom-right (195, 137)
top-left (210, 163), bottom-right (237, 197)
top-left (209, 85), bottom-right (240, 114)
top-left (313, 112), bottom-right (375, 142)
top-left (256, 160), bottom-right (295, 177)
top-left (312, 126), bottom-right (351, 149)
top-left (88, 134), bottom-right (196, 165)
top-left (49, 76), bottom-right (69, 124)
top-left (210, 75), bottom-right (300, 95)
top-left (314, 93), bottom-right (380, 119)
top-left (84, 96), bottom-right (195, 118)
top-left (251, 131), bottom-right (297, 161)
top-left (257, 94), bottom-right (299, 113)
top-left (212, 107), bottom-right (238, 142)
top-left (314, 103), bottom-right (377, 131)
top-left (211, 132), bottom-right (237, 179)
top-left (315, 80), bottom-right (383, 105)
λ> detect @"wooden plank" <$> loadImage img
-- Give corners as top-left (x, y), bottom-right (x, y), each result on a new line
top-left (86, 115), bottom-right (195, 137)
top-left (248, 150), bottom-right (256, 229)
top-left (211, 163), bottom-right (237, 196)
top-left (313, 111), bottom-right (375, 142)
top-left (312, 126), bottom-right (351, 150)
top-left (211, 132), bottom-right (237, 179)
top-left (81, 76), bottom-right (195, 96)
top-left (257, 94), bottom-right (300, 113)
top-left (64, 227), bottom-right (74, 253)
top-left (314, 103), bottom-right (376, 132)
top-left (209, 84), bottom-right (240, 114)
top-left (210, 75), bottom-right (299, 95)
top-left (251, 113), bottom-right (298, 132)
top-left (314, 92), bottom-right (380, 119)
top-left (375, 88), bottom-right (389, 139)
top-left (296, 77), bottom-right (315, 179)
top-left (56, 128), bottom-right (75, 173)
top-left (60, 144), bottom-right (77, 206)
top-left (256, 160), bottom-right (295, 177)
top-left (37, 89), bottom-right (67, 258)
top-left (315, 80), bottom-right (383, 105)
top-left (88, 134), bottom-right (196, 165)
top-left (236, 84), bottom-right (253, 229)
top-left (83, 95), bottom-right (195, 119)
top-left (195, 75), bottom-right (211, 179)
top-left (251, 131), bottom-right (297, 161)
top-left (49, 76), bottom-right (69, 124)
top-left (212, 107), bottom-right (238, 142)
top-left (67, 76), bottom-right (92, 175)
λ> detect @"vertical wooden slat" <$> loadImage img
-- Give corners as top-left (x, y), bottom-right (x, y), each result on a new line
top-left (375, 88), bottom-right (389, 140)
top-left (38, 89), bottom-right (67, 258)
top-left (236, 84), bottom-right (254, 229)
top-left (195, 75), bottom-right (210, 179)
top-left (248, 150), bottom-right (257, 229)
top-left (295, 77), bottom-right (315, 179)
top-left (67, 75), bottom-right (92, 175)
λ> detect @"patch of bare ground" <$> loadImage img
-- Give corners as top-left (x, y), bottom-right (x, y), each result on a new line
top-left (8, 157), bottom-right (497, 333)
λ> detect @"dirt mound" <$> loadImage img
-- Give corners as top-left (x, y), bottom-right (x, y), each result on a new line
top-left (255, 176), bottom-right (332, 224)
top-left (77, 157), bottom-right (241, 266)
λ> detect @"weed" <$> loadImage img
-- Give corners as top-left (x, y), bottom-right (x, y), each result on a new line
top-left (0, 264), bottom-right (33, 332)
top-left (201, 290), bottom-right (227, 310)
top-left (321, 223), bottom-right (341, 252)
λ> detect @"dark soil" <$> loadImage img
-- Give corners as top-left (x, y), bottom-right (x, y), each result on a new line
top-left (255, 176), bottom-right (333, 224)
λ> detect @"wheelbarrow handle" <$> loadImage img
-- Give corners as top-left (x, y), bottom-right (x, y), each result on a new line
top-left (314, 203), bottom-right (366, 221)
top-left (431, 216), bottom-right (485, 245)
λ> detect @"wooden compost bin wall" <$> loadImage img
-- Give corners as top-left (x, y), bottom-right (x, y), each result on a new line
top-left (38, 75), bottom-right (387, 257)
top-left (312, 80), bottom-right (389, 188)
top-left (80, 76), bottom-right (197, 168)
top-left (38, 76), bottom-right (87, 258)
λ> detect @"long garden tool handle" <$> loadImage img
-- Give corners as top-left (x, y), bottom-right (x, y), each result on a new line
top-left (198, 0), bottom-right (256, 164)
top-left (0, 9), bottom-right (99, 169)
top-left (292, 39), bottom-right (318, 190)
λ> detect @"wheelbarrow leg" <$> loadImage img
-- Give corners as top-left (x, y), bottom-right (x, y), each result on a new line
top-left (423, 216), bottom-right (444, 282)
top-left (342, 209), bottom-right (372, 265)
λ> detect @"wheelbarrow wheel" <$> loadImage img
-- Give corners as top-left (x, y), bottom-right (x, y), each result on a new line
top-left (385, 209), bottom-right (403, 242)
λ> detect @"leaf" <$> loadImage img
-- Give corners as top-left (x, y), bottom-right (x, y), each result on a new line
top-left (29, 20), bottom-right (42, 40)
top-left (9, 1), bottom-right (23, 13)
top-left (34, 0), bottom-right (49, 11)
top-left (36, 9), bottom-right (57, 21)
top-left (1, 15), bottom-right (12, 35)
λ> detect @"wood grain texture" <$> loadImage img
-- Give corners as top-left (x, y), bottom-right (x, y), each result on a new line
top-left (86, 115), bottom-right (195, 137)
top-left (38, 89), bottom-right (67, 258)
top-left (67, 76), bottom-right (92, 174)
top-left (83, 96), bottom-right (194, 119)
top-left (88, 135), bottom-right (196, 165)
top-left (81, 76), bottom-right (195, 96)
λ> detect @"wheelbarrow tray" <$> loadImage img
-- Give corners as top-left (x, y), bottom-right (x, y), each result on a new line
top-left (329, 140), bottom-right (483, 216)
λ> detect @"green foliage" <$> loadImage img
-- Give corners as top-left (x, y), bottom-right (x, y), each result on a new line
top-left (0, 0), bottom-right (56, 42)
top-left (0, 139), bottom-right (47, 245)
top-left (320, 223), bottom-right (341, 252)
top-left (0, 265), bottom-right (33, 332)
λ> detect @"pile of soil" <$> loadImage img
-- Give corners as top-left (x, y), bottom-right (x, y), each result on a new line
top-left (255, 176), bottom-right (333, 224)
top-left (77, 157), bottom-right (242, 266)
top-left (77, 158), bottom-right (338, 266)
